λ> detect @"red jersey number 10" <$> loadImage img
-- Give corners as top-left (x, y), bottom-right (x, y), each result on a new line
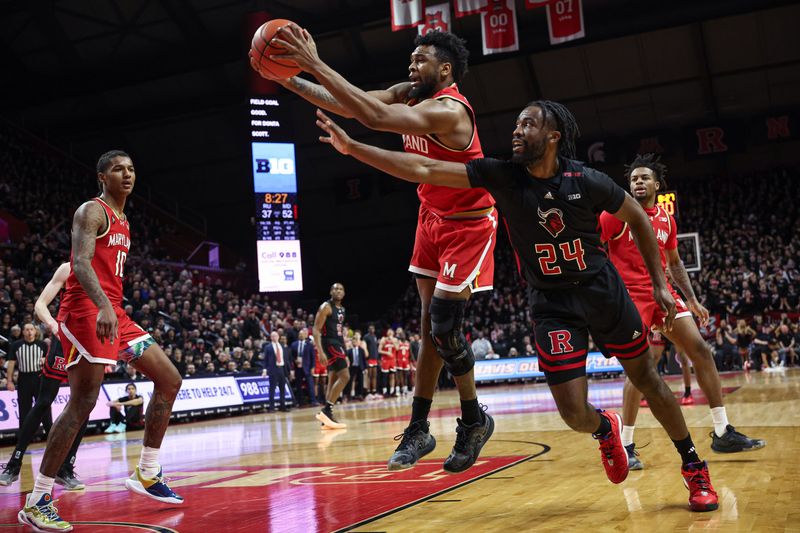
top-left (114, 250), bottom-right (127, 278)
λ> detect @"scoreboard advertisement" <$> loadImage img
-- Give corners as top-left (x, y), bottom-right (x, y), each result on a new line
top-left (249, 97), bottom-right (303, 292)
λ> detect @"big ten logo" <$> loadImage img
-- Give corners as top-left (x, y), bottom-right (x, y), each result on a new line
top-left (0, 399), bottom-right (9, 421)
top-left (255, 157), bottom-right (295, 175)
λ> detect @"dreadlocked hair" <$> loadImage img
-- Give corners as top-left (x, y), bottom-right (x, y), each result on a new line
top-left (625, 153), bottom-right (668, 190)
top-left (525, 100), bottom-right (580, 159)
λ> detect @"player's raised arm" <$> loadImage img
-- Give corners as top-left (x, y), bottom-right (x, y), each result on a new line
top-left (316, 109), bottom-right (470, 189)
top-left (275, 26), bottom-right (460, 136)
top-left (71, 201), bottom-right (118, 343)
top-left (611, 194), bottom-right (676, 330)
top-left (34, 262), bottom-right (71, 335)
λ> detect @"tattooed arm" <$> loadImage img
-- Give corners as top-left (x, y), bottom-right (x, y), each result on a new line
top-left (71, 201), bottom-right (118, 343)
top-left (666, 247), bottom-right (709, 327)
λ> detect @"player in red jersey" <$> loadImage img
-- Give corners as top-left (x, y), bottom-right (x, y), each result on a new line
top-left (19, 151), bottom-right (183, 533)
top-left (599, 153), bottom-right (765, 470)
top-left (265, 28), bottom-right (495, 472)
top-left (395, 329), bottom-right (412, 396)
top-left (379, 329), bottom-right (398, 397)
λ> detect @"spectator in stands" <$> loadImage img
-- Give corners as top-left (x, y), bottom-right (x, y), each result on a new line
top-left (714, 319), bottom-right (738, 370)
top-left (776, 324), bottom-right (796, 366)
top-left (471, 331), bottom-right (492, 360)
top-left (105, 383), bottom-right (145, 434)
top-left (735, 320), bottom-right (756, 370)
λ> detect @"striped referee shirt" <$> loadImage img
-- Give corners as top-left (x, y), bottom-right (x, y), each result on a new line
top-left (8, 339), bottom-right (47, 373)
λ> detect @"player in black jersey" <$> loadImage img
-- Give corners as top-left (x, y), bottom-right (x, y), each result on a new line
top-left (313, 283), bottom-right (349, 429)
top-left (314, 102), bottom-right (719, 512)
top-left (0, 263), bottom-right (88, 490)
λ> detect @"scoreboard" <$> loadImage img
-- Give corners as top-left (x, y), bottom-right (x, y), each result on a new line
top-left (249, 97), bottom-right (303, 292)
top-left (656, 190), bottom-right (678, 218)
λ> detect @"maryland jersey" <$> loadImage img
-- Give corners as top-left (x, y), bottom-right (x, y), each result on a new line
top-left (403, 84), bottom-right (493, 216)
top-left (600, 204), bottom-right (677, 288)
top-left (59, 197), bottom-right (130, 318)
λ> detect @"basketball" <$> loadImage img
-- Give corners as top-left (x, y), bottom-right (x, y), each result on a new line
top-left (250, 19), bottom-right (302, 79)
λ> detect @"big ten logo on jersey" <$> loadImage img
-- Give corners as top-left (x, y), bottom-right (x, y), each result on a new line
top-left (547, 330), bottom-right (574, 354)
top-left (403, 134), bottom-right (429, 154)
top-left (255, 157), bottom-right (295, 175)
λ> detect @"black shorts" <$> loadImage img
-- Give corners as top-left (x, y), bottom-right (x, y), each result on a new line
top-left (531, 262), bottom-right (649, 386)
top-left (323, 341), bottom-right (348, 372)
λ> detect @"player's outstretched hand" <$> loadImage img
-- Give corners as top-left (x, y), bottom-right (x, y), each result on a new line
top-left (654, 286), bottom-right (677, 332)
top-left (96, 304), bottom-right (118, 344)
top-left (687, 299), bottom-right (710, 327)
top-left (273, 24), bottom-right (320, 72)
top-left (317, 109), bottom-right (352, 155)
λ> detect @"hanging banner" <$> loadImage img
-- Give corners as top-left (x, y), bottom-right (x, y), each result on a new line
top-left (547, 0), bottom-right (586, 45)
top-left (418, 2), bottom-right (451, 34)
top-left (525, 0), bottom-right (550, 7)
top-left (454, 0), bottom-right (487, 18)
top-left (481, 0), bottom-right (519, 55)
top-left (391, 0), bottom-right (425, 31)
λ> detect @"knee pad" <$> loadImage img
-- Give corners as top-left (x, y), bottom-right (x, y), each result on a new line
top-left (429, 296), bottom-right (474, 376)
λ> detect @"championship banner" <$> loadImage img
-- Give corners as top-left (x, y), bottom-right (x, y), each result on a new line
top-left (418, 2), bottom-right (451, 35)
top-left (525, 0), bottom-right (550, 7)
top-left (480, 0), bottom-right (519, 55)
top-left (454, 0), bottom-right (487, 18)
top-left (391, 0), bottom-right (425, 31)
top-left (546, 0), bottom-right (586, 45)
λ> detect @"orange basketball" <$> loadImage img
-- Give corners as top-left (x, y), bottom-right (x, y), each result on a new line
top-left (250, 19), bottom-right (302, 80)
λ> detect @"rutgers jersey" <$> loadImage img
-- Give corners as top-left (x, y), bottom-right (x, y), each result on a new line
top-left (321, 300), bottom-right (345, 347)
top-left (403, 84), bottom-right (493, 216)
top-left (59, 198), bottom-right (130, 317)
top-left (600, 204), bottom-right (677, 288)
top-left (42, 336), bottom-right (68, 382)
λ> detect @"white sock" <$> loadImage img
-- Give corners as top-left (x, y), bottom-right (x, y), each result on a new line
top-left (621, 425), bottom-right (635, 447)
top-left (711, 407), bottom-right (729, 437)
top-left (30, 474), bottom-right (55, 504)
top-left (138, 446), bottom-right (161, 479)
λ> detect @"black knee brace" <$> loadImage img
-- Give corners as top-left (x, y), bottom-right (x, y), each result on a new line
top-left (429, 296), bottom-right (474, 376)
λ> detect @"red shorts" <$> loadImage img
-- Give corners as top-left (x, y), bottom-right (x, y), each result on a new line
top-left (381, 355), bottom-right (396, 373)
top-left (59, 307), bottom-right (152, 369)
top-left (396, 355), bottom-right (410, 371)
top-left (367, 359), bottom-right (378, 368)
top-left (626, 284), bottom-right (691, 331)
top-left (408, 205), bottom-right (496, 293)
top-left (312, 357), bottom-right (328, 377)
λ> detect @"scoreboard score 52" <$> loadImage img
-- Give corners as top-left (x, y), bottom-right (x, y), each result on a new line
top-left (657, 190), bottom-right (678, 218)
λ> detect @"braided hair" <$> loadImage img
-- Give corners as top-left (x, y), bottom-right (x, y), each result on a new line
top-left (625, 153), bottom-right (668, 191)
top-left (525, 100), bottom-right (580, 159)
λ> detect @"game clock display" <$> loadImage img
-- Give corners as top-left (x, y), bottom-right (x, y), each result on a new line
top-left (255, 193), bottom-right (299, 240)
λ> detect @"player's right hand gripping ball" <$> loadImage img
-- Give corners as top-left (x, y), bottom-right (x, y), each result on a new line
top-left (249, 19), bottom-right (302, 79)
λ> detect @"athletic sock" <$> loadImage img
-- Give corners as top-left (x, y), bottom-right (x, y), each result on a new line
top-left (410, 397), bottom-right (432, 427)
top-left (138, 446), bottom-right (161, 479)
top-left (30, 474), bottom-right (55, 504)
top-left (710, 406), bottom-right (729, 438)
top-left (672, 435), bottom-right (701, 466)
top-left (684, 386), bottom-right (692, 396)
top-left (460, 398), bottom-right (482, 426)
top-left (11, 448), bottom-right (24, 464)
top-left (621, 425), bottom-right (635, 447)
top-left (593, 413), bottom-right (612, 437)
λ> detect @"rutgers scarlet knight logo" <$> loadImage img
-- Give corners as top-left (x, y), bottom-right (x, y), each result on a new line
top-left (538, 207), bottom-right (565, 238)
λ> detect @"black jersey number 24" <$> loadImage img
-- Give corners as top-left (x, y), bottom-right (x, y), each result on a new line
top-left (534, 239), bottom-right (587, 275)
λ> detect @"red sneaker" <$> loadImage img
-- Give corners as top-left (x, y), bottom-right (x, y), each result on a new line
top-left (639, 397), bottom-right (649, 408)
top-left (592, 410), bottom-right (629, 484)
top-left (682, 461), bottom-right (719, 512)
top-left (680, 395), bottom-right (695, 406)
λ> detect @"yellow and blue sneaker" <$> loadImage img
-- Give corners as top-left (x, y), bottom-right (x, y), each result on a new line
top-left (17, 492), bottom-right (73, 532)
top-left (124, 466), bottom-right (184, 504)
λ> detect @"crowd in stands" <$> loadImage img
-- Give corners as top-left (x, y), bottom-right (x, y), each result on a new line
top-left (1, 118), bottom-right (799, 406)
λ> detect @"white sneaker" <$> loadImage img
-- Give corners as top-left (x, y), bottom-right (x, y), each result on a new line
top-left (104, 423), bottom-right (119, 434)
top-left (114, 423), bottom-right (127, 433)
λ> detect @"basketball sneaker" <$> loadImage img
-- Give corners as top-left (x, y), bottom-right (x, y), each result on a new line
top-left (387, 420), bottom-right (437, 471)
top-left (443, 410), bottom-right (495, 474)
top-left (316, 404), bottom-right (346, 429)
top-left (593, 410), bottom-right (628, 484)
top-left (17, 493), bottom-right (72, 532)
top-left (0, 461), bottom-right (21, 486)
top-left (680, 394), bottom-right (695, 406)
top-left (639, 397), bottom-right (648, 408)
top-left (681, 461), bottom-right (718, 512)
top-left (125, 466), bottom-right (184, 504)
top-left (55, 465), bottom-right (85, 491)
top-left (625, 443), bottom-right (643, 470)
top-left (710, 425), bottom-right (766, 453)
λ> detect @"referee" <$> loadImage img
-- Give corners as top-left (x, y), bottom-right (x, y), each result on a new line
top-left (7, 323), bottom-right (52, 435)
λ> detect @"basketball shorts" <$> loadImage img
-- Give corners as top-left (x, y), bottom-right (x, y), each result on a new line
top-left (323, 341), bottom-right (348, 372)
top-left (626, 283), bottom-right (692, 331)
top-left (380, 355), bottom-right (396, 373)
top-left (408, 205), bottom-right (497, 294)
top-left (59, 307), bottom-right (153, 369)
top-left (367, 358), bottom-right (378, 368)
top-left (396, 355), bottom-right (410, 371)
top-left (312, 357), bottom-right (328, 378)
top-left (649, 330), bottom-right (666, 347)
top-left (531, 262), bottom-right (649, 386)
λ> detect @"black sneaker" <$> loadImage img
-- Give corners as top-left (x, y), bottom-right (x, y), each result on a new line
top-left (625, 443), bottom-right (643, 470)
top-left (387, 421), bottom-right (437, 471)
top-left (56, 465), bottom-right (86, 490)
top-left (0, 462), bottom-right (20, 486)
top-left (710, 425), bottom-right (766, 453)
top-left (443, 411), bottom-right (495, 474)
